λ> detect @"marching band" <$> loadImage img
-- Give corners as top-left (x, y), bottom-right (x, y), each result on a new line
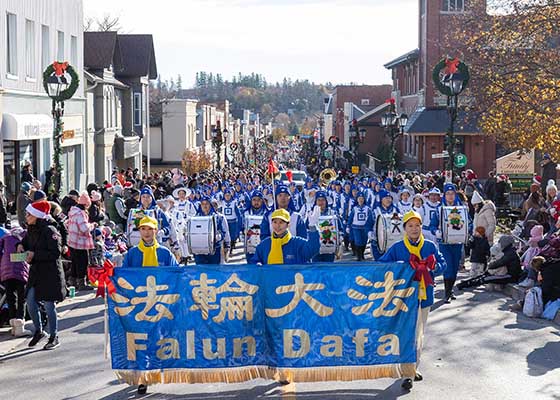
top-left (121, 170), bottom-right (470, 269)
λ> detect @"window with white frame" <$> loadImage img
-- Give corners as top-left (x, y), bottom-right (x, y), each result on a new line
top-left (70, 35), bottom-right (77, 66)
top-left (134, 93), bottom-right (142, 126)
top-left (57, 30), bottom-right (64, 61)
top-left (41, 25), bottom-right (50, 70)
top-left (442, 0), bottom-right (464, 12)
top-left (6, 13), bottom-right (17, 76)
top-left (361, 99), bottom-right (370, 106)
top-left (25, 20), bottom-right (35, 78)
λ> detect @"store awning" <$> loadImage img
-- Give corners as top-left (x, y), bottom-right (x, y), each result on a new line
top-left (1, 113), bottom-right (53, 141)
top-left (115, 135), bottom-right (140, 159)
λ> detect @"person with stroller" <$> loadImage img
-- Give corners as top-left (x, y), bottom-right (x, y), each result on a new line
top-left (457, 235), bottom-right (522, 290)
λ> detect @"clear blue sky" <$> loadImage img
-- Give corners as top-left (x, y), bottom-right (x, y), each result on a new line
top-left (84, 0), bottom-right (418, 86)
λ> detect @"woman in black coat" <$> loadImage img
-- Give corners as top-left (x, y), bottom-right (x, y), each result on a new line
top-left (18, 200), bottom-right (66, 350)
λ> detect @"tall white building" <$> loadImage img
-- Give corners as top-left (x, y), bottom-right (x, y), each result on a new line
top-left (0, 0), bottom-right (89, 199)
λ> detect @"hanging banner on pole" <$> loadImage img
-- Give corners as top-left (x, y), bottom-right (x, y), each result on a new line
top-left (108, 263), bottom-right (419, 385)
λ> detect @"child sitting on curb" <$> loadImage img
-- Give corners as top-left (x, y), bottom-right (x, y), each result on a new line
top-left (465, 226), bottom-right (490, 277)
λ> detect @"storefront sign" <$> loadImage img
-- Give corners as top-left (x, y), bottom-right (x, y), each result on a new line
top-left (62, 130), bottom-right (75, 140)
top-left (1, 114), bottom-right (52, 141)
top-left (496, 150), bottom-right (535, 175)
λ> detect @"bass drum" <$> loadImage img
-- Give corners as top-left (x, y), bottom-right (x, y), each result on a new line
top-left (376, 213), bottom-right (404, 254)
top-left (187, 216), bottom-right (217, 255)
top-left (441, 205), bottom-right (469, 244)
top-left (318, 215), bottom-right (339, 255)
top-left (245, 215), bottom-right (264, 255)
top-left (126, 208), bottom-right (156, 247)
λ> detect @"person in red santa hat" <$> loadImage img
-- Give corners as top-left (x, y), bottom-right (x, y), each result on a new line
top-left (17, 200), bottom-right (66, 349)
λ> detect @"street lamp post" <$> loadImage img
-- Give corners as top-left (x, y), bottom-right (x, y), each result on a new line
top-left (432, 57), bottom-right (470, 180)
top-left (348, 119), bottom-right (366, 167)
top-left (223, 128), bottom-right (229, 168)
top-left (380, 99), bottom-right (408, 174)
top-left (43, 61), bottom-right (79, 197)
top-left (212, 121), bottom-right (224, 170)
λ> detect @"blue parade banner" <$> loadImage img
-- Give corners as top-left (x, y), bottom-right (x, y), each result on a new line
top-left (108, 263), bottom-right (419, 385)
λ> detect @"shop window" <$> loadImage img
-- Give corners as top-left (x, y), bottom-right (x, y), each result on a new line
top-left (134, 93), bottom-right (141, 126)
top-left (6, 13), bottom-right (17, 76)
top-left (25, 19), bottom-right (35, 79)
top-left (442, 0), bottom-right (464, 12)
top-left (57, 30), bottom-right (64, 61)
top-left (41, 25), bottom-right (50, 71)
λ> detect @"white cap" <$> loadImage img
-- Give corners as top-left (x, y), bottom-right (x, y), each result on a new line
top-left (471, 191), bottom-right (484, 205)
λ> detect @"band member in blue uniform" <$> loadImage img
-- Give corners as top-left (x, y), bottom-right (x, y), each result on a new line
top-left (221, 189), bottom-right (243, 255)
top-left (380, 210), bottom-right (447, 389)
top-left (312, 190), bottom-right (342, 262)
top-left (347, 192), bottom-right (374, 261)
top-left (260, 185), bottom-right (308, 240)
top-left (439, 183), bottom-right (466, 303)
top-left (193, 196), bottom-right (230, 265)
top-left (398, 188), bottom-right (413, 214)
top-left (137, 186), bottom-right (173, 246)
top-left (243, 190), bottom-right (268, 262)
top-left (371, 189), bottom-right (401, 260)
top-left (251, 208), bottom-right (320, 265)
top-left (422, 187), bottom-right (441, 244)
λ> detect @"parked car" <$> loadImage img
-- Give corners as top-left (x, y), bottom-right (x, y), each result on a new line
top-left (279, 170), bottom-right (307, 190)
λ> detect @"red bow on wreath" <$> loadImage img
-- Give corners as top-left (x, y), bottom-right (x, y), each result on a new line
top-left (53, 61), bottom-right (69, 77)
top-left (409, 254), bottom-right (436, 286)
top-left (444, 57), bottom-right (460, 75)
top-left (87, 260), bottom-right (116, 298)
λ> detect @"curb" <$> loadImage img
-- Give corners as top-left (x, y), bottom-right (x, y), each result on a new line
top-left (499, 283), bottom-right (560, 325)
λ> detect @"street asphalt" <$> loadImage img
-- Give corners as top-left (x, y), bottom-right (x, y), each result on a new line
top-left (1, 243), bottom-right (559, 400)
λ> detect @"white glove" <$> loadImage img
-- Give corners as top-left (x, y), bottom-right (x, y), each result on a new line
top-left (368, 231), bottom-right (375, 241)
top-left (308, 206), bottom-right (321, 227)
top-left (346, 227), bottom-right (350, 234)
top-left (216, 232), bottom-right (222, 242)
top-left (550, 208), bottom-right (557, 216)
top-left (435, 230), bottom-right (442, 240)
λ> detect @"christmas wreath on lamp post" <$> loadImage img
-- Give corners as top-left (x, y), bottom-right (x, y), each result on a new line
top-left (42, 61), bottom-right (80, 196)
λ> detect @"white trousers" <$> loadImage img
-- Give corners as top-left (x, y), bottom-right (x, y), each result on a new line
top-left (415, 306), bottom-right (430, 368)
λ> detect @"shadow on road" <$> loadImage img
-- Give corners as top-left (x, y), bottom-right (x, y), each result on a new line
top-left (94, 380), bottom-right (409, 400)
top-left (526, 340), bottom-right (560, 376)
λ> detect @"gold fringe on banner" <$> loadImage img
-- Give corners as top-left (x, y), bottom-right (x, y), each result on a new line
top-left (114, 363), bottom-right (415, 386)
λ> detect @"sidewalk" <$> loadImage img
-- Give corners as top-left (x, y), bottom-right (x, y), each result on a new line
top-left (0, 291), bottom-right (96, 356)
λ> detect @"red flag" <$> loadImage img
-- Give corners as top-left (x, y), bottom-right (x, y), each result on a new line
top-left (286, 170), bottom-right (293, 183)
top-left (267, 158), bottom-right (278, 174)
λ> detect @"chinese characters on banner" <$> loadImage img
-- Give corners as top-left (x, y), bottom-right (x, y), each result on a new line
top-left (108, 263), bottom-right (419, 383)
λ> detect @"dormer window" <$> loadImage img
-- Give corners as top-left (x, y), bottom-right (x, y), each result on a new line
top-left (442, 0), bottom-right (464, 12)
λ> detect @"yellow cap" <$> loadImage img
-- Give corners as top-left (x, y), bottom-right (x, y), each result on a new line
top-left (138, 216), bottom-right (158, 229)
top-left (271, 208), bottom-right (291, 223)
top-left (402, 210), bottom-right (422, 226)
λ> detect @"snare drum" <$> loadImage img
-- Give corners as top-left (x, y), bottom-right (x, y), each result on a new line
top-left (318, 215), bottom-right (340, 255)
top-left (440, 205), bottom-right (469, 244)
top-left (376, 213), bottom-right (404, 254)
top-left (245, 215), bottom-right (263, 254)
top-left (186, 216), bottom-right (217, 255)
top-left (126, 208), bottom-right (156, 247)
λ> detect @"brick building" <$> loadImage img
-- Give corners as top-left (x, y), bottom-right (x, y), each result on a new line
top-left (329, 85), bottom-right (392, 167)
top-left (384, 0), bottom-right (495, 175)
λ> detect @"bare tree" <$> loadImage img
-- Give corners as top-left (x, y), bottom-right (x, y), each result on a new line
top-left (84, 14), bottom-right (122, 32)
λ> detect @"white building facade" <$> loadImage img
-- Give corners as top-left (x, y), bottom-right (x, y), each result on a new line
top-left (0, 0), bottom-right (89, 199)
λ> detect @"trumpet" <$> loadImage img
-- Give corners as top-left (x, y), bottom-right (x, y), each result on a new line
top-left (320, 168), bottom-right (337, 187)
